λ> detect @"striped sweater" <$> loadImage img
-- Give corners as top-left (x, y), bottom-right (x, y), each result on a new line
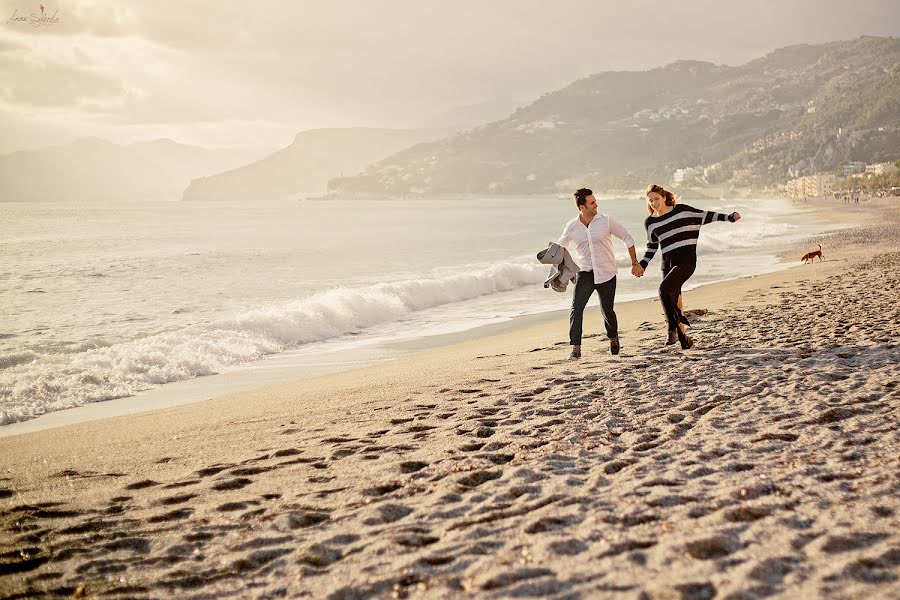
top-left (639, 204), bottom-right (735, 269)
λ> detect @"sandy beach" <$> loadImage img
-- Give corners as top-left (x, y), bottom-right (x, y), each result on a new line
top-left (2, 199), bottom-right (898, 599)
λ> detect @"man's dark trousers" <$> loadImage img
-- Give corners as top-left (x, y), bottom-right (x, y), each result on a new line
top-left (569, 270), bottom-right (618, 345)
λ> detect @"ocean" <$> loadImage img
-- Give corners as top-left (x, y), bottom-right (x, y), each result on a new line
top-left (0, 196), bottom-right (833, 428)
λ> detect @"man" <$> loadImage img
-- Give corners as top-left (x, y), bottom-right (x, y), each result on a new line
top-left (557, 188), bottom-right (639, 359)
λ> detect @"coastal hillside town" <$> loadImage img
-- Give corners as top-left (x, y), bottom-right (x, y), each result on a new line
top-left (780, 160), bottom-right (900, 198)
top-left (667, 157), bottom-right (900, 200)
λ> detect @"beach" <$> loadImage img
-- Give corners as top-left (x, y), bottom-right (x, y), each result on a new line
top-left (1, 199), bottom-right (898, 599)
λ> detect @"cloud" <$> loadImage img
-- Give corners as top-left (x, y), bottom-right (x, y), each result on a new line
top-left (2, 0), bottom-right (899, 152)
top-left (0, 36), bottom-right (25, 52)
top-left (0, 46), bottom-right (123, 108)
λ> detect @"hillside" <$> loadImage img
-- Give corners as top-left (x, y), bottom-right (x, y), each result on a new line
top-left (180, 128), bottom-right (444, 202)
top-left (328, 36), bottom-right (900, 196)
top-left (0, 139), bottom-right (265, 203)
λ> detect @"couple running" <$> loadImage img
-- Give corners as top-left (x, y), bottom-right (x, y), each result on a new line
top-left (557, 185), bottom-right (741, 359)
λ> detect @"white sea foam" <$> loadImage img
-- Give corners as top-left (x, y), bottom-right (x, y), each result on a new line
top-left (0, 262), bottom-right (545, 424)
top-left (699, 220), bottom-right (798, 253)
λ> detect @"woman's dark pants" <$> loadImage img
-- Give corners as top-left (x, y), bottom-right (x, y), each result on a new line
top-left (659, 255), bottom-right (696, 343)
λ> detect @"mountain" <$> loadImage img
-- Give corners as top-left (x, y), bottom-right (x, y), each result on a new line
top-left (328, 36), bottom-right (900, 196)
top-left (180, 128), bottom-right (444, 202)
top-left (0, 138), bottom-right (267, 202)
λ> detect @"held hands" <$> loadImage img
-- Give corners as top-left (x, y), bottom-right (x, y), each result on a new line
top-left (631, 263), bottom-right (644, 278)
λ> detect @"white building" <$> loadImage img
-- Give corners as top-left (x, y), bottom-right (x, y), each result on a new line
top-left (865, 162), bottom-right (899, 176)
top-left (673, 167), bottom-right (699, 185)
top-left (703, 163), bottom-right (721, 179)
top-left (809, 173), bottom-right (836, 197)
top-left (784, 173), bottom-right (835, 198)
top-left (785, 178), bottom-right (804, 198)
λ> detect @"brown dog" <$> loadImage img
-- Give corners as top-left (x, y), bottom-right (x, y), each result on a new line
top-left (801, 244), bottom-right (823, 263)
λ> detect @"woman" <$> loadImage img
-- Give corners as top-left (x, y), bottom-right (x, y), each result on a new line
top-left (632, 184), bottom-right (741, 349)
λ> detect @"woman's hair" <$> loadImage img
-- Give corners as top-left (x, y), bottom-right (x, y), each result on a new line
top-left (645, 184), bottom-right (677, 214)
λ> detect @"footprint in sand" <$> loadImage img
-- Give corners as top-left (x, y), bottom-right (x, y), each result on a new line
top-left (398, 461), bottom-right (429, 473)
top-left (395, 529), bottom-right (440, 548)
top-left (297, 543), bottom-right (342, 567)
top-left (210, 477), bottom-right (253, 491)
top-left (457, 470), bottom-right (502, 489)
top-left (147, 508), bottom-right (193, 523)
top-left (365, 503), bottom-right (413, 525)
top-left (123, 479), bottom-right (159, 490)
top-left (361, 481), bottom-right (404, 496)
top-left (821, 532), bottom-right (889, 553)
top-left (284, 509), bottom-right (330, 529)
top-left (156, 493), bottom-right (197, 506)
top-left (685, 535), bottom-right (740, 560)
top-left (525, 514), bottom-right (582, 534)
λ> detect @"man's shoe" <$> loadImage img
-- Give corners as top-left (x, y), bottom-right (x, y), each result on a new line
top-left (666, 330), bottom-right (678, 346)
top-left (680, 335), bottom-right (694, 350)
top-left (609, 337), bottom-right (620, 355)
top-left (568, 348), bottom-right (581, 360)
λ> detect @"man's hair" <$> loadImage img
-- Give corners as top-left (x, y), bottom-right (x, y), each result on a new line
top-left (573, 188), bottom-right (592, 207)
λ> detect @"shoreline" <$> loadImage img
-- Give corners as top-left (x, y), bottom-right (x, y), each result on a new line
top-left (0, 256), bottom-right (827, 439)
top-left (0, 272), bottom-right (784, 439)
top-left (0, 196), bottom-right (876, 438)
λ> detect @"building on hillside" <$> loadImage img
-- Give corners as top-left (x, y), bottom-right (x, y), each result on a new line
top-left (865, 162), bottom-right (899, 176)
top-left (703, 163), bottom-right (722, 179)
top-left (809, 173), bottom-right (836, 197)
top-left (841, 162), bottom-right (866, 177)
top-left (731, 168), bottom-right (753, 182)
top-left (784, 178), bottom-right (804, 198)
top-left (784, 173), bottom-right (836, 198)
top-left (673, 167), bottom-right (699, 185)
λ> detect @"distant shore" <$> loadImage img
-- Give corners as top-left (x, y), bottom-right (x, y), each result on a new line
top-left (307, 187), bottom-right (747, 202)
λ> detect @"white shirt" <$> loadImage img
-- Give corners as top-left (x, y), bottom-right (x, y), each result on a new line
top-left (557, 213), bottom-right (635, 284)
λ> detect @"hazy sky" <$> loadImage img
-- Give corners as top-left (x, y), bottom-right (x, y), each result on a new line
top-left (2, 0), bottom-right (899, 153)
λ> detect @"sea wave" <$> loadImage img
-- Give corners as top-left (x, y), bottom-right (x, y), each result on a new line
top-left (0, 262), bottom-right (545, 424)
top-left (699, 220), bottom-right (798, 253)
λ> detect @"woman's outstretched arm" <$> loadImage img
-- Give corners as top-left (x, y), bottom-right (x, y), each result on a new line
top-left (681, 204), bottom-right (741, 224)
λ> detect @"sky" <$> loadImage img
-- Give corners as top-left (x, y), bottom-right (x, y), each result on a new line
top-left (2, 0), bottom-right (899, 153)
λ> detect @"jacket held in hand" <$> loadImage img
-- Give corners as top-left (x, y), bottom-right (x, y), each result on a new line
top-left (537, 242), bottom-right (579, 292)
